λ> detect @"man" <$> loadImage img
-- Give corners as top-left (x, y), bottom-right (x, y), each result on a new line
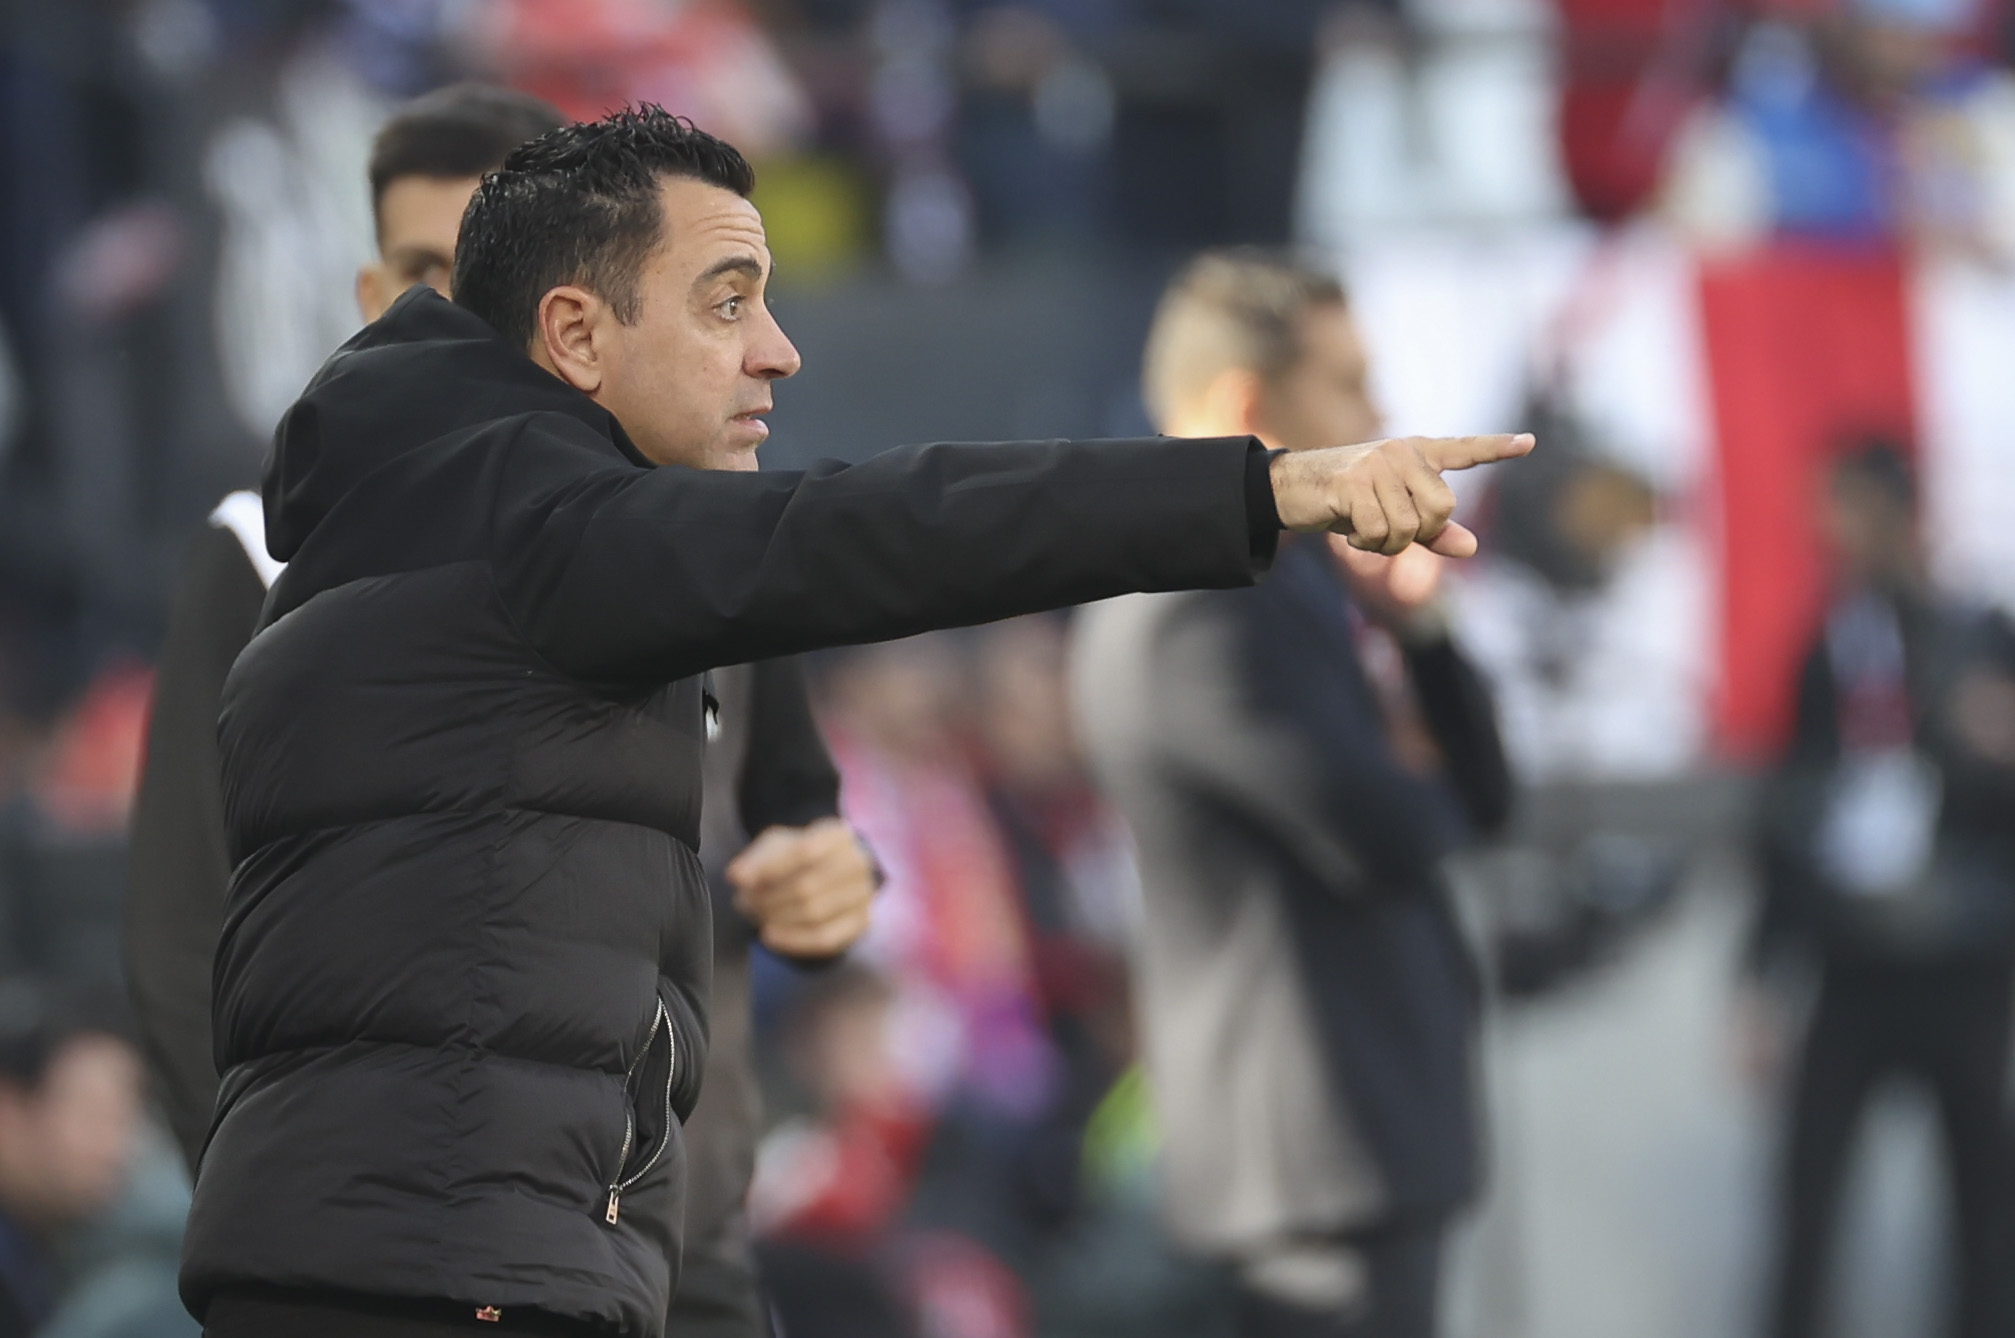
top-left (181, 108), bottom-right (1528, 1337)
top-left (0, 981), bottom-right (146, 1338)
top-left (125, 85), bottom-right (875, 1338)
top-left (1073, 251), bottom-right (1515, 1338)
top-left (1746, 444), bottom-right (2015, 1338)
top-left (125, 82), bottom-right (566, 1177)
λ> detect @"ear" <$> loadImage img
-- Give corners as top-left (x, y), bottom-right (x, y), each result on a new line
top-left (533, 285), bottom-right (607, 394)
top-left (1177, 367), bottom-right (1268, 440)
top-left (356, 263), bottom-right (395, 325)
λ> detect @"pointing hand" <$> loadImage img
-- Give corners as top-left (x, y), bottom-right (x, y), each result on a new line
top-left (1269, 433), bottom-right (1535, 557)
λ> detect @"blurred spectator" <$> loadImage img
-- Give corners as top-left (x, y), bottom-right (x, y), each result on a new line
top-left (966, 615), bottom-right (1232, 1334)
top-left (957, 1), bottom-right (1325, 251)
top-left (0, 666), bottom-right (151, 994)
top-left (1298, 0), bottom-right (1570, 247)
top-left (817, 636), bottom-right (1056, 1122)
top-left (1745, 442), bottom-right (2015, 1338)
top-left (1553, 0), bottom-right (1720, 222)
top-left (1074, 250), bottom-right (1513, 1338)
top-left (751, 958), bottom-right (1045, 1338)
top-left (768, 638), bottom-right (1055, 1337)
top-left (0, 2), bottom-right (253, 679)
top-left (751, 964), bottom-right (929, 1338)
top-left (469, 0), bottom-right (813, 155)
top-left (0, 979), bottom-right (162, 1338)
top-left (1664, 0), bottom-right (2015, 258)
top-left (968, 614), bottom-right (1137, 1120)
top-left (772, 623), bottom-right (1228, 1337)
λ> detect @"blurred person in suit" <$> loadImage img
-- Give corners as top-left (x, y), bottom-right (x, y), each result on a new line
top-left (122, 84), bottom-right (880, 1338)
top-left (1073, 250), bottom-right (1513, 1338)
top-left (1745, 442), bottom-right (2015, 1338)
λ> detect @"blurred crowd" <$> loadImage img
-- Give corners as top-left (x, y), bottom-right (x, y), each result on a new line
top-left (1, 0), bottom-right (2014, 1335)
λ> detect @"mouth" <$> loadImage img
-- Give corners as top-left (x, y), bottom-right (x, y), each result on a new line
top-left (730, 405), bottom-right (772, 441)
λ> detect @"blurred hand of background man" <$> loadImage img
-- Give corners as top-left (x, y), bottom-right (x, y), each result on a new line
top-left (728, 817), bottom-right (879, 958)
top-left (1330, 541), bottom-right (1447, 634)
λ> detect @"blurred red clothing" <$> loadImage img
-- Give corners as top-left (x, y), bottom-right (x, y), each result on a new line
top-left (757, 1097), bottom-right (933, 1246)
top-left (473, 0), bottom-right (809, 154)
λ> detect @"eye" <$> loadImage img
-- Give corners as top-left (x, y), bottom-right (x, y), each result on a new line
top-left (717, 294), bottom-right (744, 320)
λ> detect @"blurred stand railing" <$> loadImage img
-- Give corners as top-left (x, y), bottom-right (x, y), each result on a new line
top-left (1455, 771), bottom-right (1759, 1001)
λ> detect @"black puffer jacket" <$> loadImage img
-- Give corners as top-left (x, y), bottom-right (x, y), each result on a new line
top-left (180, 288), bottom-right (1271, 1336)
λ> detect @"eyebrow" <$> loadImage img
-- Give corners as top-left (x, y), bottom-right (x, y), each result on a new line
top-left (695, 256), bottom-right (769, 285)
top-left (386, 245), bottom-right (452, 271)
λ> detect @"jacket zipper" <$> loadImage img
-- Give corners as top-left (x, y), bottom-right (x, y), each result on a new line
top-left (604, 996), bottom-right (676, 1225)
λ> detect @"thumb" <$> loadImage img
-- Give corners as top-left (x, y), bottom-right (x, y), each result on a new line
top-left (1421, 520), bottom-right (1479, 558)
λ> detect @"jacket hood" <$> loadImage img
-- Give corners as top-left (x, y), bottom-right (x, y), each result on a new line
top-left (262, 286), bottom-right (648, 562)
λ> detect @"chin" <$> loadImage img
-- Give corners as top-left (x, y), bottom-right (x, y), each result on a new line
top-left (711, 439), bottom-right (764, 472)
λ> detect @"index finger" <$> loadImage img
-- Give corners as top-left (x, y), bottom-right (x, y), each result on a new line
top-left (1418, 433), bottom-right (1535, 473)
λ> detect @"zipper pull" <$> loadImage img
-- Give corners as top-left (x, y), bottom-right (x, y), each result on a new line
top-left (605, 1188), bottom-right (621, 1225)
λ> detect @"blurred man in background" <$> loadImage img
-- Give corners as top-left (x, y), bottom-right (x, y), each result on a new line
top-left (1074, 250), bottom-right (1514, 1338)
top-left (0, 981), bottom-right (146, 1338)
top-left (1746, 443), bottom-right (2015, 1338)
top-left (124, 85), bottom-right (881, 1338)
top-left (124, 81), bottom-right (565, 1179)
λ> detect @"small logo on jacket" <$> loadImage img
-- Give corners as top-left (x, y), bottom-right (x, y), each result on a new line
top-left (476, 1306), bottom-right (503, 1323)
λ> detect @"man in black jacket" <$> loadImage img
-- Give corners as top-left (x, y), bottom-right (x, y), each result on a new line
top-left (1074, 251), bottom-right (1514, 1338)
top-left (181, 108), bottom-right (1529, 1338)
top-left (126, 86), bottom-right (875, 1338)
top-left (1748, 444), bottom-right (2015, 1338)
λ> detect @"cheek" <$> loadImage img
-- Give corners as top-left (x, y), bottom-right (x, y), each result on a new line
top-left (608, 339), bottom-right (696, 420)
top-left (645, 327), bottom-right (741, 418)
top-left (1336, 391), bottom-right (1380, 442)
top-left (708, 338), bottom-right (751, 404)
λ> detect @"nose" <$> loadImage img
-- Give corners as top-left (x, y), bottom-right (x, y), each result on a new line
top-left (751, 307), bottom-right (802, 382)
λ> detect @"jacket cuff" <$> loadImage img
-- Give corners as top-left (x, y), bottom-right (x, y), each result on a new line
top-left (1244, 442), bottom-right (1285, 568)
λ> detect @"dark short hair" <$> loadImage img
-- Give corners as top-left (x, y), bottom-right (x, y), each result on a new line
top-left (1832, 438), bottom-right (1917, 511)
top-left (451, 105), bottom-right (756, 351)
top-left (0, 979), bottom-right (128, 1092)
top-left (1142, 248), bottom-right (1346, 427)
top-left (368, 83), bottom-right (564, 233)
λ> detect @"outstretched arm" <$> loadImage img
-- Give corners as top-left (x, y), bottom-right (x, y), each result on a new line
top-left (493, 420), bottom-right (1531, 684)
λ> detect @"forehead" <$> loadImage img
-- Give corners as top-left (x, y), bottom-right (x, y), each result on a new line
top-left (652, 177), bottom-right (769, 275)
top-left (376, 174), bottom-right (482, 249)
